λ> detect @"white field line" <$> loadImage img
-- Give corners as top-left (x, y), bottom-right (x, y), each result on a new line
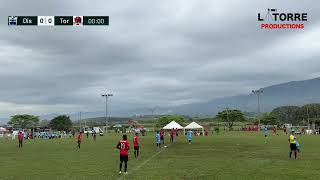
top-left (117, 145), bottom-right (168, 180)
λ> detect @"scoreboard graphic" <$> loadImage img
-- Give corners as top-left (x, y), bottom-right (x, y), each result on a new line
top-left (8, 16), bottom-right (109, 26)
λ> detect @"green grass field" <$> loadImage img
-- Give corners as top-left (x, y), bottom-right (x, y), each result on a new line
top-left (0, 132), bottom-right (319, 180)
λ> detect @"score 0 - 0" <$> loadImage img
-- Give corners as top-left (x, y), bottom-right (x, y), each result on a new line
top-left (38, 16), bottom-right (55, 26)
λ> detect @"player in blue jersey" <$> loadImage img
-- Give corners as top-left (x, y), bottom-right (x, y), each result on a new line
top-left (263, 126), bottom-right (268, 138)
top-left (187, 129), bottom-right (193, 144)
top-left (296, 140), bottom-right (300, 152)
top-left (156, 131), bottom-right (161, 148)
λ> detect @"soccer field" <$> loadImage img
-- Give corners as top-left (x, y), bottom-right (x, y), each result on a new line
top-left (0, 132), bottom-right (319, 180)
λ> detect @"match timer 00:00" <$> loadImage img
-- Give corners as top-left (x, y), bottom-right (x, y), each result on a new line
top-left (83, 16), bottom-right (109, 25)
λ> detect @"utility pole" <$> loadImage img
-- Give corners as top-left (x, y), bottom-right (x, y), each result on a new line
top-left (252, 89), bottom-right (264, 131)
top-left (102, 92), bottom-right (113, 133)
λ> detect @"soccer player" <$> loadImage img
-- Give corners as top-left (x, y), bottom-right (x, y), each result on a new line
top-left (284, 126), bottom-right (287, 135)
top-left (18, 131), bottom-right (23, 148)
top-left (133, 133), bottom-right (139, 158)
top-left (289, 130), bottom-right (298, 159)
top-left (263, 126), bottom-right (268, 138)
top-left (273, 126), bottom-right (277, 135)
top-left (156, 131), bottom-right (161, 148)
top-left (170, 128), bottom-right (174, 143)
top-left (27, 131), bottom-right (30, 139)
top-left (160, 129), bottom-right (164, 145)
top-left (77, 131), bottom-right (82, 149)
top-left (296, 140), bottom-right (300, 153)
top-left (93, 131), bottom-right (97, 141)
top-left (117, 134), bottom-right (130, 175)
top-left (187, 129), bottom-right (193, 144)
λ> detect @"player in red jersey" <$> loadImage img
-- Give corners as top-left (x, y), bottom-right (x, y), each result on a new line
top-left (18, 131), bottom-right (24, 148)
top-left (77, 131), bottom-right (82, 149)
top-left (133, 133), bottom-right (139, 158)
top-left (273, 126), bottom-right (277, 135)
top-left (160, 129), bottom-right (164, 145)
top-left (93, 131), bottom-right (97, 141)
top-left (117, 134), bottom-right (130, 175)
top-left (170, 128), bottom-right (174, 143)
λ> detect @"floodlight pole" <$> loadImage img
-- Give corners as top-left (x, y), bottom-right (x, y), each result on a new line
top-left (79, 111), bottom-right (82, 132)
top-left (306, 97), bottom-right (313, 130)
top-left (307, 106), bottom-right (310, 130)
top-left (102, 93), bottom-right (113, 133)
top-left (252, 89), bottom-right (264, 131)
top-left (149, 106), bottom-right (158, 116)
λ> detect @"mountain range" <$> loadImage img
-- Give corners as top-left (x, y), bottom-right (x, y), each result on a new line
top-left (63, 77), bottom-right (320, 119)
top-left (1, 77), bottom-right (320, 124)
top-left (162, 78), bottom-right (320, 115)
top-left (161, 77), bottom-right (320, 116)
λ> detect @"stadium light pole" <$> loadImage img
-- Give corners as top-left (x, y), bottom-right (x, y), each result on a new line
top-left (148, 106), bottom-right (158, 116)
top-left (252, 89), bottom-right (264, 130)
top-left (79, 111), bottom-right (82, 132)
top-left (306, 97), bottom-right (313, 130)
top-left (307, 106), bottom-right (310, 130)
top-left (102, 93), bottom-right (113, 133)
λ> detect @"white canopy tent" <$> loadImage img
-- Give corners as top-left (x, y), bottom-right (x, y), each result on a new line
top-left (184, 122), bottom-right (204, 136)
top-left (162, 121), bottom-right (184, 130)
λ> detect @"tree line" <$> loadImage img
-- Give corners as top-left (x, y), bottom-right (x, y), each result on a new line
top-left (271, 103), bottom-right (320, 125)
top-left (7, 114), bottom-right (73, 130)
top-left (215, 103), bottom-right (320, 129)
top-left (8, 103), bottom-right (319, 131)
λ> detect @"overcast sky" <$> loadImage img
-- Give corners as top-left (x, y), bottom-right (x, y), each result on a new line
top-left (0, 0), bottom-right (319, 118)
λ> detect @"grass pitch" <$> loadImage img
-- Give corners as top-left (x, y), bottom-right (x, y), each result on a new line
top-left (0, 131), bottom-right (319, 180)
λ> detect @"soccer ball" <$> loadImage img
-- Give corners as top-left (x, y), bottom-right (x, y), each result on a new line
top-left (164, 146), bottom-right (167, 148)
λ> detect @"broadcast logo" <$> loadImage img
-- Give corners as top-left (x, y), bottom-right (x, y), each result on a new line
top-left (257, 9), bottom-right (307, 29)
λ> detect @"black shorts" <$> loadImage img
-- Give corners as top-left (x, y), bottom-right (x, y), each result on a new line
top-left (134, 146), bottom-right (139, 150)
top-left (290, 143), bottom-right (297, 151)
top-left (120, 155), bottom-right (128, 162)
